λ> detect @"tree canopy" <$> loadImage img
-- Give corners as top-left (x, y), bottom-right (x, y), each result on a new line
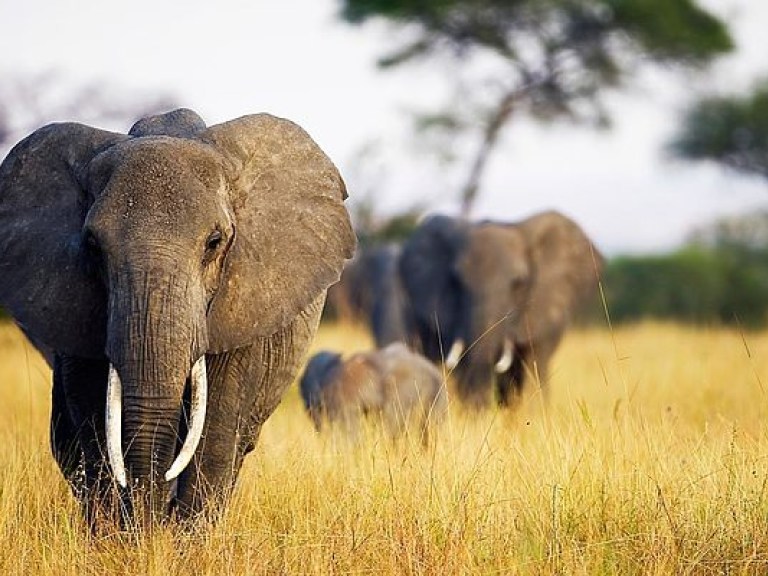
top-left (341, 0), bottom-right (733, 214)
top-left (669, 80), bottom-right (768, 181)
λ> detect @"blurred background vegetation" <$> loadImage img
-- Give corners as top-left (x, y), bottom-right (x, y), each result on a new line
top-left (599, 212), bottom-right (768, 327)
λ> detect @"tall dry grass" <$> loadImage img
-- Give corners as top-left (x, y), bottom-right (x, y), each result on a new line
top-left (1, 320), bottom-right (768, 574)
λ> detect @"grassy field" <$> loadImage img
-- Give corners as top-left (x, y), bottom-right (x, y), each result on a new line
top-left (1, 320), bottom-right (768, 574)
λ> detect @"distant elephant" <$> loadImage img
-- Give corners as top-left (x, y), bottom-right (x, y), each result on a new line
top-left (323, 243), bottom-right (407, 346)
top-left (0, 108), bottom-right (355, 528)
top-left (299, 343), bottom-right (447, 442)
top-left (399, 211), bottom-right (602, 408)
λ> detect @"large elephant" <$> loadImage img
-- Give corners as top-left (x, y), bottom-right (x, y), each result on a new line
top-left (323, 243), bottom-right (407, 346)
top-left (299, 343), bottom-right (447, 443)
top-left (399, 211), bottom-right (601, 408)
top-left (0, 108), bottom-right (355, 528)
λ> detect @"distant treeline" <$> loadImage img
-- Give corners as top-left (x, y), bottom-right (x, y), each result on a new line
top-left (593, 244), bottom-right (768, 328)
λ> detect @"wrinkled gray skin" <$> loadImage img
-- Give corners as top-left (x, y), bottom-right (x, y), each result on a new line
top-left (399, 212), bottom-right (602, 409)
top-left (299, 343), bottom-right (447, 443)
top-left (0, 108), bottom-right (355, 529)
top-left (324, 243), bottom-right (407, 347)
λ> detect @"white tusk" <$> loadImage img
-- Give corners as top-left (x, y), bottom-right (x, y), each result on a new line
top-left (164, 356), bottom-right (208, 482)
top-left (106, 364), bottom-right (128, 488)
top-left (445, 339), bottom-right (465, 370)
top-left (494, 338), bottom-right (514, 373)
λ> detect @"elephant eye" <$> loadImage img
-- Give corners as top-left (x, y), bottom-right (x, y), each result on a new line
top-left (83, 231), bottom-right (101, 258)
top-left (80, 230), bottom-right (105, 277)
top-left (205, 230), bottom-right (223, 252)
top-left (203, 230), bottom-right (225, 266)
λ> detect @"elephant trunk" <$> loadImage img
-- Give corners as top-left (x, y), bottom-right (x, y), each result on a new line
top-left (106, 358), bottom-right (207, 487)
top-left (104, 269), bottom-right (208, 524)
top-left (454, 301), bottom-right (510, 407)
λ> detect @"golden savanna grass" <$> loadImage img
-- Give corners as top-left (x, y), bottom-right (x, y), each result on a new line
top-left (1, 320), bottom-right (768, 574)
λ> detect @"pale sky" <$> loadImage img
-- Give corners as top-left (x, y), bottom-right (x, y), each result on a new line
top-left (1, 0), bottom-right (766, 254)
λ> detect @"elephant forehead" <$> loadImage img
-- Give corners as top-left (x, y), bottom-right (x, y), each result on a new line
top-left (91, 138), bottom-right (228, 233)
top-left (460, 226), bottom-right (527, 276)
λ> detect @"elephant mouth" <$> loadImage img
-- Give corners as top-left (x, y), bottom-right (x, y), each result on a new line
top-left (105, 356), bottom-right (208, 488)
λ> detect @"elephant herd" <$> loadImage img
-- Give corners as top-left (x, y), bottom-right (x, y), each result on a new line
top-left (0, 108), bottom-right (601, 532)
top-left (321, 211), bottom-right (603, 412)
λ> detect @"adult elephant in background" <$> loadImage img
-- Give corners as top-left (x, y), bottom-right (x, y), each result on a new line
top-left (0, 108), bottom-right (355, 529)
top-left (324, 243), bottom-right (407, 347)
top-left (399, 211), bottom-right (602, 409)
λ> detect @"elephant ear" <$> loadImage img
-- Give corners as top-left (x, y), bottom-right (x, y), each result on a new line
top-left (0, 123), bottom-right (128, 357)
top-left (201, 114), bottom-right (356, 349)
top-left (518, 211), bottom-right (602, 341)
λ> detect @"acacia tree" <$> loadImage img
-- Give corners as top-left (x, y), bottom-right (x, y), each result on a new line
top-left (341, 0), bottom-right (733, 215)
top-left (670, 80), bottom-right (768, 181)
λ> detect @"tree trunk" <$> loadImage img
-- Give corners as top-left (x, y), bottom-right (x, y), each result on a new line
top-left (459, 92), bottom-right (517, 217)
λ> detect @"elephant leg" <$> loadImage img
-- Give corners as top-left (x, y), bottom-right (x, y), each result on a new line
top-left (455, 356), bottom-right (495, 409)
top-left (496, 349), bottom-right (525, 409)
top-left (527, 333), bottom-right (562, 404)
top-left (50, 356), bottom-right (82, 487)
top-left (340, 409), bottom-right (363, 444)
top-left (55, 355), bottom-right (123, 528)
top-left (420, 322), bottom-right (445, 364)
top-left (174, 298), bottom-right (324, 524)
top-left (172, 346), bottom-right (257, 523)
top-left (381, 402), bottom-right (407, 440)
top-left (174, 344), bottom-right (306, 522)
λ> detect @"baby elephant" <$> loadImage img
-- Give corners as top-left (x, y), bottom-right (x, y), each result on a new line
top-left (300, 343), bottom-right (447, 442)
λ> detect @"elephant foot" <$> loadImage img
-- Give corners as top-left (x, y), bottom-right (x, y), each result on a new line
top-left (456, 388), bottom-right (492, 411)
top-left (497, 390), bottom-right (524, 411)
top-left (74, 470), bottom-right (181, 535)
